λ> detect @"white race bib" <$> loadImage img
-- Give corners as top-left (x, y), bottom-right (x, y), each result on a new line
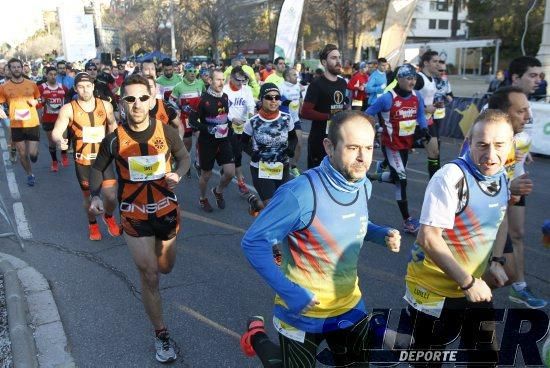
top-left (289, 101), bottom-right (300, 112)
top-left (82, 126), bottom-right (105, 143)
top-left (273, 316), bottom-right (305, 343)
top-left (398, 119), bottom-right (417, 136)
top-left (403, 283), bottom-right (445, 319)
top-left (215, 123), bottom-right (229, 138)
top-left (128, 154), bottom-right (166, 182)
top-left (258, 161), bottom-right (284, 180)
top-left (232, 122), bottom-right (244, 134)
top-left (14, 108), bottom-right (31, 121)
top-left (434, 107), bottom-right (446, 119)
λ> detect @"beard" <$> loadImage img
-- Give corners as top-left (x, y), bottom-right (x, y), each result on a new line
top-left (327, 63), bottom-right (342, 76)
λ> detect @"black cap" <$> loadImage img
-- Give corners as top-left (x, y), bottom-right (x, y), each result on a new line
top-left (84, 60), bottom-right (97, 70)
top-left (74, 72), bottom-right (93, 85)
top-left (259, 82), bottom-right (279, 99)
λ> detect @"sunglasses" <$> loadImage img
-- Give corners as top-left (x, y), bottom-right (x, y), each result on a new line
top-left (122, 94), bottom-right (151, 103)
top-left (263, 95), bottom-right (281, 101)
top-left (86, 68), bottom-right (98, 71)
top-left (234, 77), bottom-right (247, 82)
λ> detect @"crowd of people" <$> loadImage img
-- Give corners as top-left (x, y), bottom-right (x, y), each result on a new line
top-left (0, 45), bottom-right (548, 366)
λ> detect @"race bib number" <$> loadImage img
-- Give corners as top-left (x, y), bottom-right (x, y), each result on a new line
top-left (14, 108), bottom-right (30, 121)
top-left (326, 119), bottom-right (332, 135)
top-left (259, 161), bottom-right (284, 180)
top-left (232, 122), bottom-right (244, 134)
top-left (215, 123), bottom-right (229, 138)
top-left (273, 316), bottom-right (305, 343)
top-left (128, 154), bottom-right (166, 182)
top-left (399, 119), bottom-right (417, 136)
top-left (403, 282), bottom-right (445, 318)
top-left (434, 107), bottom-right (446, 119)
top-left (82, 126), bottom-right (105, 143)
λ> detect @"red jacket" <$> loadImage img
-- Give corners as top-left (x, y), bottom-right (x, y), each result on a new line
top-left (347, 71), bottom-right (368, 103)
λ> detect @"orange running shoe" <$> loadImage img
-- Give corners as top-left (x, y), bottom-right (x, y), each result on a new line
top-left (89, 223), bottom-right (102, 241)
top-left (61, 153), bottom-right (69, 167)
top-left (103, 215), bottom-right (121, 237)
top-left (240, 316), bottom-right (265, 357)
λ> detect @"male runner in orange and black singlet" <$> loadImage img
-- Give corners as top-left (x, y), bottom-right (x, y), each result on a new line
top-left (89, 74), bottom-right (190, 363)
top-left (52, 72), bottom-right (120, 241)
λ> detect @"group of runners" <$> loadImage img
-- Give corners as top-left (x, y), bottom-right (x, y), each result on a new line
top-left (0, 44), bottom-right (547, 365)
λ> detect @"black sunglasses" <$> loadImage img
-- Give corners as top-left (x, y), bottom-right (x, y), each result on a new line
top-left (263, 95), bottom-right (281, 101)
top-left (122, 94), bottom-right (151, 103)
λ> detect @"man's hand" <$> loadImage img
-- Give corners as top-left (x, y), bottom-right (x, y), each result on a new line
top-left (509, 173), bottom-right (533, 196)
top-left (89, 196), bottom-right (104, 216)
top-left (385, 229), bottom-right (401, 253)
top-left (463, 277), bottom-right (492, 302)
top-left (488, 261), bottom-right (508, 288)
top-left (301, 295), bottom-right (320, 314)
top-left (165, 172), bottom-right (180, 190)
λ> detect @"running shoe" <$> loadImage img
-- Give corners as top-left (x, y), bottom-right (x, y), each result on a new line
top-left (155, 330), bottom-right (177, 363)
top-left (289, 166), bottom-right (301, 177)
top-left (211, 187), bottom-right (226, 209)
top-left (509, 286), bottom-right (548, 309)
top-left (199, 197), bottom-right (213, 213)
top-left (51, 161), bottom-right (59, 172)
top-left (247, 194), bottom-right (263, 217)
top-left (61, 153), bottom-right (69, 167)
top-left (403, 217), bottom-right (420, 234)
top-left (27, 174), bottom-right (35, 187)
top-left (88, 223), bottom-right (102, 241)
top-left (194, 160), bottom-right (201, 179)
top-left (237, 178), bottom-right (250, 195)
top-left (9, 147), bottom-right (16, 163)
top-left (102, 215), bottom-right (121, 237)
top-left (240, 316), bottom-right (265, 357)
top-left (272, 245), bottom-right (282, 266)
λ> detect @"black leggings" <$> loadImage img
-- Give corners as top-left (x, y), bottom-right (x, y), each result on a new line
top-left (250, 164), bottom-right (291, 201)
top-left (229, 133), bottom-right (243, 168)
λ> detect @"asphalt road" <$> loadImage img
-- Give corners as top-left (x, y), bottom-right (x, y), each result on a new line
top-left (0, 117), bottom-right (549, 367)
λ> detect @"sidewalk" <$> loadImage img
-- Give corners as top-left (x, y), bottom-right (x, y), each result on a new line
top-left (0, 252), bottom-right (74, 367)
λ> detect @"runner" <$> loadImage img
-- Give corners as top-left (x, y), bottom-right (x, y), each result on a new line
top-left (157, 58), bottom-right (183, 101)
top-left (347, 62), bottom-right (368, 111)
top-left (141, 59), bottom-right (158, 79)
top-left (365, 57), bottom-right (388, 108)
top-left (0, 58), bottom-right (41, 186)
top-left (144, 76), bottom-right (180, 132)
top-left (89, 74), bottom-right (190, 363)
top-left (52, 72), bottom-right (120, 241)
top-left (38, 66), bottom-right (69, 171)
top-left (264, 57), bottom-right (286, 87)
top-left (487, 84), bottom-right (546, 308)
top-left (403, 110), bottom-right (514, 367)
top-left (414, 50), bottom-right (442, 178)
top-left (56, 60), bottom-right (74, 90)
top-left (223, 66), bottom-right (255, 195)
top-left (240, 110), bottom-right (400, 367)
top-left (365, 64), bottom-right (428, 234)
top-left (279, 67), bottom-right (303, 177)
top-left (190, 69), bottom-right (235, 213)
top-left (300, 44), bottom-right (347, 168)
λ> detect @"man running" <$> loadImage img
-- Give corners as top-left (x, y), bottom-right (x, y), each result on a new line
top-left (365, 57), bottom-right (388, 108)
top-left (403, 110), bottom-right (514, 367)
top-left (157, 58), bottom-right (182, 101)
top-left (191, 69), bottom-right (235, 213)
top-left (52, 72), bottom-right (120, 241)
top-left (223, 66), bottom-right (255, 195)
top-left (89, 74), bottom-right (190, 363)
top-left (414, 50), bottom-right (442, 178)
top-left (56, 60), bottom-right (74, 91)
top-left (240, 110), bottom-right (400, 367)
top-left (300, 44), bottom-right (347, 168)
top-left (38, 66), bottom-right (69, 171)
top-left (365, 64), bottom-right (428, 234)
top-left (347, 62), bottom-right (368, 111)
top-left (264, 57), bottom-right (286, 87)
top-left (279, 67), bottom-right (303, 176)
top-left (144, 76), bottom-right (180, 132)
top-left (0, 58), bottom-right (41, 186)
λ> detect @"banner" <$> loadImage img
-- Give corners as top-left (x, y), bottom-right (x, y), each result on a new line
top-left (273, 0), bottom-right (305, 65)
top-left (379, 0), bottom-right (419, 69)
top-left (59, 4), bottom-right (96, 62)
top-left (526, 102), bottom-right (550, 155)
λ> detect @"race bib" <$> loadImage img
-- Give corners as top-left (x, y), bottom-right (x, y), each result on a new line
top-left (403, 281), bottom-right (445, 318)
top-left (46, 103), bottom-right (62, 115)
top-left (259, 161), bottom-right (284, 180)
top-left (14, 108), bottom-right (30, 121)
top-left (215, 123), bottom-right (229, 138)
top-left (232, 122), bottom-right (244, 134)
top-left (434, 107), bottom-right (446, 119)
top-left (82, 126), bottom-right (105, 143)
top-left (398, 119), bottom-right (417, 136)
top-left (128, 154), bottom-right (166, 182)
top-left (273, 316), bottom-right (305, 343)
top-left (352, 99), bottom-right (363, 107)
top-left (289, 101), bottom-right (300, 112)
top-left (326, 119), bottom-right (332, 135)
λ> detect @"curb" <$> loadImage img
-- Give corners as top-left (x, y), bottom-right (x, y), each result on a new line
top-left (0, 252), bottom-right (75, 368)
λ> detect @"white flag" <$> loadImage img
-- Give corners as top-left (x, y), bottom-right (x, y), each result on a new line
top-left (273, 0), bottom-right (305, 64)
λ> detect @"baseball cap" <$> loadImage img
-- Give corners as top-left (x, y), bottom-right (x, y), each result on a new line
top-left (397, 64), bottom-right (417, 78)
top-left (84, 60), bottom-right (97, 70)
top-left (74, 72), bottom-right (94, 85)
top-left (259, 82), bottom-right (279, 99)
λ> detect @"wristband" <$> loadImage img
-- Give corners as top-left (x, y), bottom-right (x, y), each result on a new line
top-left (460, 276), bottom-right (475, 291)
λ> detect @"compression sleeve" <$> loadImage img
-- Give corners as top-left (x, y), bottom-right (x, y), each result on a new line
top-left (365, 92), bottom-right (391, 116)
top-left (300, 101), bottom-right (330, 121)
top-left (241, 186), bottom-right (314, 313)
top-left (365, 222), bottom-right (392, 246)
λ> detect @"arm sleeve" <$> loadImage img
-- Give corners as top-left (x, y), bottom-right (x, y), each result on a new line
top-left (300, 101), bottom-right (330, 121)
top-left (241, 187), bottom-right (314, 313)
top-left (365, 222), bottom-right (392, 246)
top-left (365, 93), bottom-right (390, 116)
top-left (90, 134), bottom-right (117, 197)
top-left (366, 74), bottom-right (380, 94)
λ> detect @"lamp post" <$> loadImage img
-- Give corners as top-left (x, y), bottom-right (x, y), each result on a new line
top-left (537, 0), bottom-right (550, 79)
top-left (169, 0), bottom-right (176, 60)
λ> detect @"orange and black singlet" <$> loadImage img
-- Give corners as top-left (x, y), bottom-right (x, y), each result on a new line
top-left (69, 98), bottom-right (108, 166)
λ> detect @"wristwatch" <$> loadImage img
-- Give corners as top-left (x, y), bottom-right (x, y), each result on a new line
top-left (489, 256), bottom-right (506, 266)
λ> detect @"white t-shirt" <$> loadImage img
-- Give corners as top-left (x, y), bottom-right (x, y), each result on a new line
top-left (223, 84), bottom-right (255, 122)
top-left (279, 81), bottom-right (302, 122)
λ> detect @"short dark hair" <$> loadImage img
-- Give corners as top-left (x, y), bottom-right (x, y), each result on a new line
top-left (377, 57), bottom-right (387, 64)
top-left (488, 86), bottom-right (525, 112)
top-left (283, 67), bottom-right (295, 80)
top-left (328, 110), bottom-right (373, 147)
top-left (508, 56), bottom-right (541, 79)
top-left (8, 58), bottom-right (22, 68)
top-left (121, 74), bottom-right (151, 96)
top-left (319, 44), bottom-right (338, 61)
top-left (420, 50), bottom-right (438, 68)
top-left (44, 66), bottom-right (57, 75)
top-left (273, 56), bottom-right (285, 65)
top-left (56, 60), bottom-right (66, 67)
top-left (161, 58), bottom-right (173, 67)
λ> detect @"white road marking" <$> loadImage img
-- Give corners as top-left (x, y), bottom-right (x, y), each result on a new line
top-left (13, 202), bottom-right (31, 239)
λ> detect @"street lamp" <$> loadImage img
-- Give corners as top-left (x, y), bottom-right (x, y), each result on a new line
top-left (159, 1), bottom-right (177, 60)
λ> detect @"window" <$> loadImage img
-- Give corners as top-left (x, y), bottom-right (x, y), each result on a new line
top-left (429, 19), bottom-right (437, 29)
top-left (438, 19), bottom-right (449, 29)
top-left (430, 0), bottom-right (449, 12)
top-left (410, 19), bottom-right (417, 30)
